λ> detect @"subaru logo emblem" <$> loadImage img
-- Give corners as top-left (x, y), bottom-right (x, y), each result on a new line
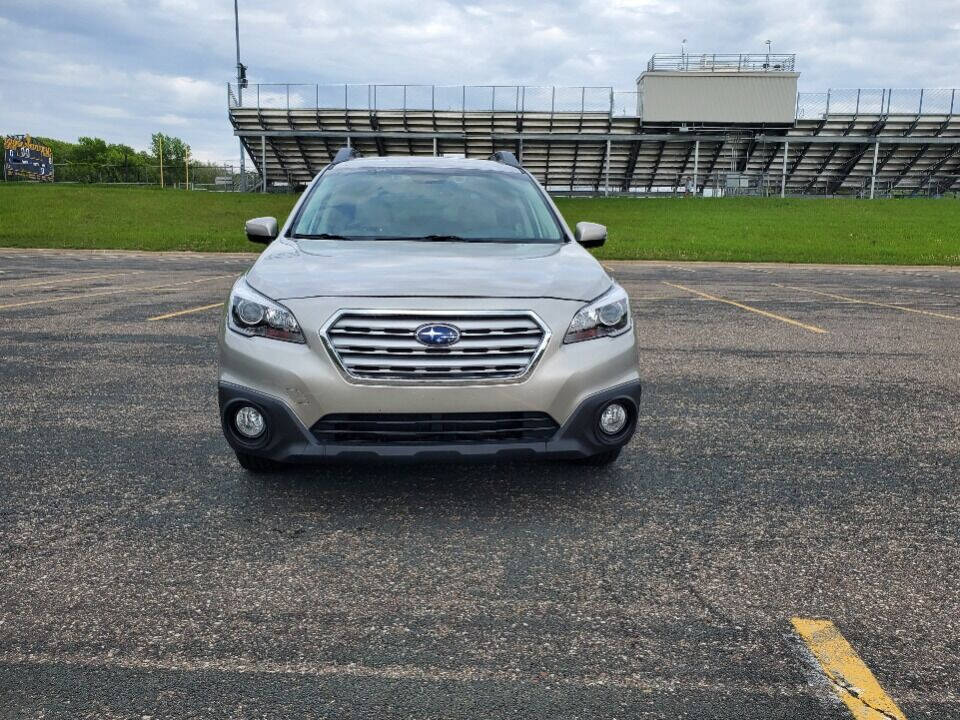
top-left (415, 323), bottom-right (461, 346)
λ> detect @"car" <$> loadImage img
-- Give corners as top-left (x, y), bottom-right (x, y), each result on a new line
top-left (218, 148), bottom-right (641, 471)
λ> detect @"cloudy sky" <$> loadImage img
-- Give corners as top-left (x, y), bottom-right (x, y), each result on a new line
top-left (2, 0), bottom-right (958, 163)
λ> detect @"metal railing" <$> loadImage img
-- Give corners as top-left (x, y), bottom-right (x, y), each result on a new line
top-left (646, 53), bottom-right (796, 73)
top-left (612, 91), bottom-right (640, 117)
top-left (229, 83), bottom-right (619, 114)
top-left (230, 82), bottom-right (960, 126)
top-left (797, 88), bottom-right (958, 118)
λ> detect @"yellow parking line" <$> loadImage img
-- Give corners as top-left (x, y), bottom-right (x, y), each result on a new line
top-left (148, 302), bottom-right (224, 321)
top-left (0, 275), bottom-right (235, 311)
top-left (779, 284), bottom-right (960, 321)
top-left (0, 271), bottom-right (143, 290)
top-left (792, 618), bottom-right (907, 720)
top-left (663, 281), bottom-right (829, 334)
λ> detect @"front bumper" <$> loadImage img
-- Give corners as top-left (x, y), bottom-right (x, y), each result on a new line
top-left (219, 380), bottom-right (642, 462)
top-left (218, 296), bottom-right (640, 428)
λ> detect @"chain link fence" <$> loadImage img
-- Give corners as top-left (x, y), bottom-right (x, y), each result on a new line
top-left (694, 172), bottom-right (957, 199)
top-left (562, 171), bottom-right (958, 199)
top-left (1, 162), bottom-right (258, 191)
top-left (6, 159), bottom-right (955, 198)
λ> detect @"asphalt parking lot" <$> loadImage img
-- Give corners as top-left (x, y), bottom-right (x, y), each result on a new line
top-left (1, 248), bottom-right (958, 719)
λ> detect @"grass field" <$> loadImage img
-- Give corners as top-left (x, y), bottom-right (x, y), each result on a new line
top-left (2, 183), bottom-right (959, 264)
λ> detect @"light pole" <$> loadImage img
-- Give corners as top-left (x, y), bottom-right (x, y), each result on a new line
top-left (234, 0), bottom-right (247, 191)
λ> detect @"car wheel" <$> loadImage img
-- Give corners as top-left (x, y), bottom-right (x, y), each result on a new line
top-left (235, 451), bottom-right (283, 473)
top-left (575, 448), bottom-right (622, 466)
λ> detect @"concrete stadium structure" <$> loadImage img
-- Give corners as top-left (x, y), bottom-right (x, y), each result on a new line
top-left (228, 53), bottom-right (960, 197)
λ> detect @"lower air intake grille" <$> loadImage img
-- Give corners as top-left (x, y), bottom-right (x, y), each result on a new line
top-left (311, 412), bottom-right (560, 445)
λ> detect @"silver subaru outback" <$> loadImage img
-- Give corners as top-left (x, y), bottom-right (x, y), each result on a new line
top-left (218, 149), bottom-right (641, 471)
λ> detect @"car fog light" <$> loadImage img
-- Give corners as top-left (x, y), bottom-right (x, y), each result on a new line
top-left (235, 405), bottom-right (265, 438)
top-left (599, 402), bottom-right (628, 435)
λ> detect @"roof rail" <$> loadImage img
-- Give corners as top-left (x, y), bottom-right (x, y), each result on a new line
top-left (489, 150), bottom-right (522, 168)
top-left (331, 146), bottom-right (361, 165)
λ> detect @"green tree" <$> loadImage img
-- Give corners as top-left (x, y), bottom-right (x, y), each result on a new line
top-left (30, 135), bottom-right (152, 182)
top-left (151, 132), bottom-right (191, 186)
top-left (11, 133), bottom-right (199, 185)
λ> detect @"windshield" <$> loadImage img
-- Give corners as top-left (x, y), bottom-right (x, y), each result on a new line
top-left (291, 165), bottom-right (565, 242)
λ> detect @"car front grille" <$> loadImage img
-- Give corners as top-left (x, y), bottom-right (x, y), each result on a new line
top-left (311, 412), bottom-right (560, 445)
top-left (322, 312), bottom-right (549, 382)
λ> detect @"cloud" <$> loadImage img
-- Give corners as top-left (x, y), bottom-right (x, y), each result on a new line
top-left (1, 0), bottom-right (959, 163)
top-left (75, 104), bottom-right (133, 120)
top-left (156, 113), bottom-right (190, 126)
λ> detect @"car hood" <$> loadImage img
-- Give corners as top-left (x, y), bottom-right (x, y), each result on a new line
top-left (245, 238), bottom-right (611, 302)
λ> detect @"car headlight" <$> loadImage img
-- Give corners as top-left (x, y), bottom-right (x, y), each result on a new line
top-left (227, 278), bottom-right (305, 343)
top-left (564, 284), bottom-right (631, 344)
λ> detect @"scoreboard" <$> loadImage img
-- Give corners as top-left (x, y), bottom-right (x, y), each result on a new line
top-left (4, 135), bottom-right (54, 180)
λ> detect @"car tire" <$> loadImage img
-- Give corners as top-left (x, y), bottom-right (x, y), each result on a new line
top-left (235, 451), bottom-right (283, 473)
top-left (575, 448), bottom-right (622, 466)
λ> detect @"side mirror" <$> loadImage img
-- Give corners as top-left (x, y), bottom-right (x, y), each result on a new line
top-left (575, 221), bottom-right (607, 248)
top-left (245, 216), bottom-right (278, 244)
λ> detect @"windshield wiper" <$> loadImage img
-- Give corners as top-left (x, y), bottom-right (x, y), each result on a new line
top-left (292, 232), bottom-right (353, 240)
top-left (381, 234), bottom-right (474, 242)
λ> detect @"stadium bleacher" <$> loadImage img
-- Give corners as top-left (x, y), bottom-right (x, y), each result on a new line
top-left (228, 54), bottom-right (960, 197)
